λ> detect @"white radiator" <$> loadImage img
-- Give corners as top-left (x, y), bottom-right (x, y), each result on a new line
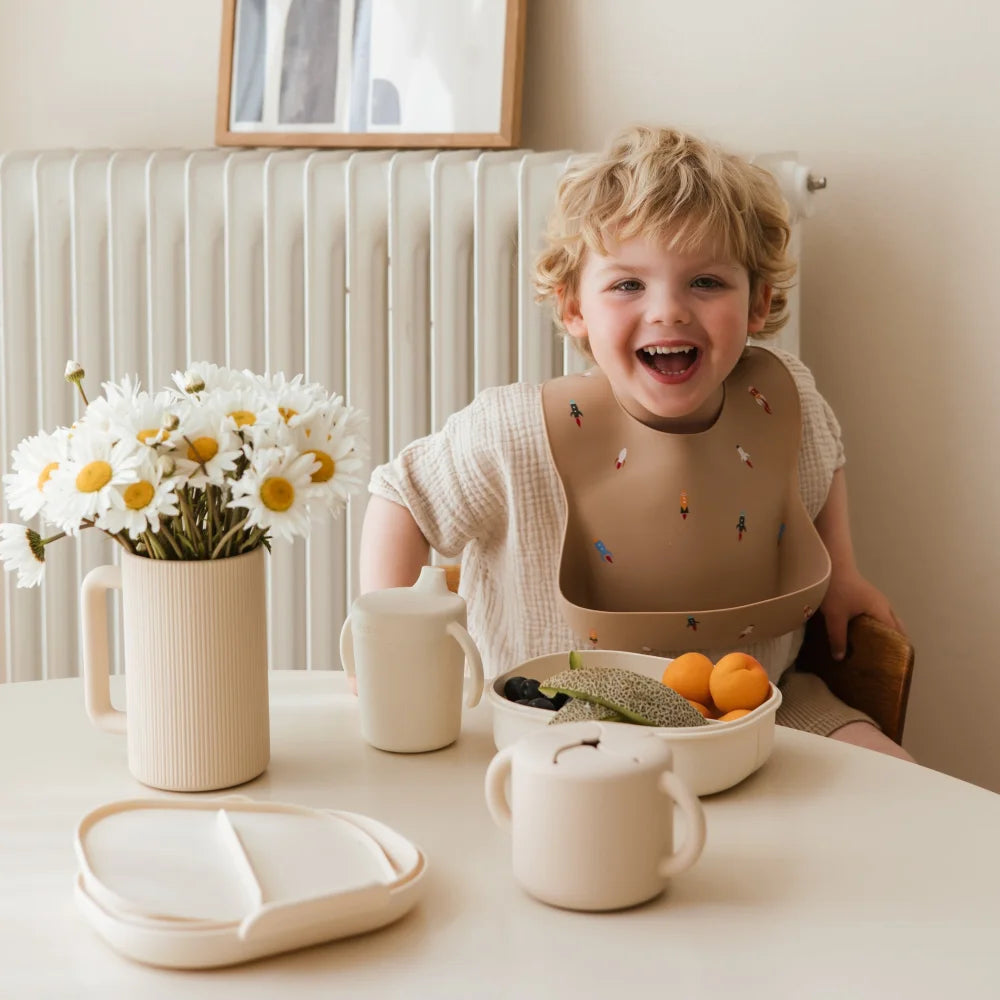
top-left (0, 147), bottom-right (815, 682)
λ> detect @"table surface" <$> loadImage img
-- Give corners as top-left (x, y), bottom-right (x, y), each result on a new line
top-left (1, 671), bottom-right (998, 999)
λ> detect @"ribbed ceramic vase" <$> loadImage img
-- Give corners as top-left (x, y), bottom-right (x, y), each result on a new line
top-left (82, 546), bottom-right (270, 792)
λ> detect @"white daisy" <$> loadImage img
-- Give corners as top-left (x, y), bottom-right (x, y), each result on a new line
top-left (290, 401), bottom-right (369, 512)
top-left (96, 454), bottom-right (180, 539)
top-left (83, 374), bottom-right (142, 433)
top-left (1, 427), bottom-right (71, 521)
top-left (91, 385), bottom-right (182, 450)
top-left (172, 402), bottom-right (242, 488)
top-left (44, 425), bottom-right (143, 534)
top-left (211, 386), bottom-right (282, 446)
top-left (170, 362), bottom-right (254, 397)
top-left (250, 371), bottom-right (329, 426)
top-left (228, 446), bottom-right (318, 543)
top-left (0, 523), bottom-right (47, 588)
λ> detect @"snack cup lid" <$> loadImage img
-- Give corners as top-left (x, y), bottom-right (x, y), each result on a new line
top-left (513, 720), bottom-right (675, 778)
top-left (73, 796), bottom-right (427, 969)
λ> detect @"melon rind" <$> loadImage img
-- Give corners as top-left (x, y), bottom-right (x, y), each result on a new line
top-left (539, 666), bottom-right (708, 728)
top-left (547, 698), bottom-right (626, 726)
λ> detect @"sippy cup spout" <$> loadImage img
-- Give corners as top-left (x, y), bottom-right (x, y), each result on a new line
top-left (414, 565), bottom-right (452, 595)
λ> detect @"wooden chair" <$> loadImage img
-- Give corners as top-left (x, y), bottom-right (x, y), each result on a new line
top-left (794, 612), bottom-right (914, 744)
top-left (442, 565), bottom-right (914, 743)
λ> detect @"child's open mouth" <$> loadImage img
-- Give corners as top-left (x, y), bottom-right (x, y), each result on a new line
top-left (637, 345), bottom-right (699, 379)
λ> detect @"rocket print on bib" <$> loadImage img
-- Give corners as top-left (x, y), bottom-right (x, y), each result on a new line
top-left (593, 539), bottom-right (613, 563)
top-left (736, 511), bottom-right (747, 541)
top-left (569, 400), bottom-right (583, 427)
top-left (615, 447), bottom-right (627, 469)
top-left (736, 444), bottom-right (753, 468)
top-left (748, 386), bottom-right (772, 414)
top-left (680, 490), bottom-right (689, 519)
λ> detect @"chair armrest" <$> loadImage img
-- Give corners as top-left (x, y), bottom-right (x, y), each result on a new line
top-left (795, 613), bottom-right (915, 744)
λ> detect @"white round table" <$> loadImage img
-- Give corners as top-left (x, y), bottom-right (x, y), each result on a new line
top-left (0, 671), bottom-right (997, 998)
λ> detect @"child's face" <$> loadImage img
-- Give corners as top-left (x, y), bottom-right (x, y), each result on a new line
top-left (561, 234), bottom-right (771, 431)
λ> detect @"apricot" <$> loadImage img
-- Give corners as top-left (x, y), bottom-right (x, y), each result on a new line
top-left (685, 699), bottom-right (718, 720)
top-left (718, 708), bottom-right (752, 722)
top-left (709, 652), bottom-right (771, 713)
top-left (661, 652), bottom-right (714, 706)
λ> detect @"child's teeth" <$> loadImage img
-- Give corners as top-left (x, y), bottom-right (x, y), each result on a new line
top-left (643, 346), bottom-right (693, 355)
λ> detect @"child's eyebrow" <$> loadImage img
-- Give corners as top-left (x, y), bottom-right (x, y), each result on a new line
top-left (594, 258), bottom-right (745, 276)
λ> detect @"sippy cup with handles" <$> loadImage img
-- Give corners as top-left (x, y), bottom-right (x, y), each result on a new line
top-left (339, 566), bottom-right (484, 752)
top-left (485, 720), bottom-right (706, 910)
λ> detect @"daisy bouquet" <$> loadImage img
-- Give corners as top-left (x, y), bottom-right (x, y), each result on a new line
top-left (0, 361), bottom-right (367, 587)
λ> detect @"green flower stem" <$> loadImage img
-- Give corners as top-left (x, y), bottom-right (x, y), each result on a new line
top-left (178, 487), bottom-right (204, 558)
top-left (107, 531), bottom-right (138, 554)
top-left (211, 512), bottom-right (250, 559)
top-left (157, 523), bottom-right (185, 560)
top-left (239, 526), bottom-right (267, 553)
top-left (174, 531), bottom-right (200, 558)
top-left (206, 484), bottom-right (219, 550)
top-left (40, 531), bottom-right (67, 546)
top-left (142, 530), bottom-right (168, 560)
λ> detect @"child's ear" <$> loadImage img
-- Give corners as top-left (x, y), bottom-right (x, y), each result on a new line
top-left (747, 283), bottom-right (773, 334)
top-left (558, 287), bottom-right (588, 340)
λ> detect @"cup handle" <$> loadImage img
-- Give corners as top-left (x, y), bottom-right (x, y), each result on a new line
top-left (338, 615), bottom-right (355, 679)
top-left (484, 747), bottom-right (514, 829)
top-left (81, 564), bottom-right (126, 735)
top-left (656, 770), bottom-right (707, 878)
top-left (446, 621), bottom-right (484, 708)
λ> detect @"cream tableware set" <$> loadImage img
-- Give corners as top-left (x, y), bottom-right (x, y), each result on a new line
top-left (72, 566), bottom-right (776, 968)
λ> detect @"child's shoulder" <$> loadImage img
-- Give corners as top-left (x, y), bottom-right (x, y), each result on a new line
top-left (445, 381), bottom-right (544, 444)
top-left (753, 345), bottom-right (819, 395)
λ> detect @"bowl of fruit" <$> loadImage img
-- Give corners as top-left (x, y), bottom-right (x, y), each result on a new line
top-left (488, 649), bottom-right (782, 796)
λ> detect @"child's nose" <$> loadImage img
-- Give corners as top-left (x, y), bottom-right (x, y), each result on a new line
top-left (645, 289), bottom-right (690, 327)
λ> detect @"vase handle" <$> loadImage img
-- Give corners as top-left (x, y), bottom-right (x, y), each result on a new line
top-left (81, 564), bottom-right (126, 734)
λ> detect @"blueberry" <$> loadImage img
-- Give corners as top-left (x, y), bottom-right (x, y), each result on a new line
top-left (525, 697), bottom-right (557, 711)
top-left (551, 692), bottom-right (570, 709)
top-left (503, 676), bottom-right (527, 701)
top-left (520, 678), bottom-right (541, 700)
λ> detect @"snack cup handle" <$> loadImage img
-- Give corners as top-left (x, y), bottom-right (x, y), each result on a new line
top-left (446, 620), bottom-right (484, 708)
top-left (656, 770), bottom-right (707, 878)
top-left (339, 615), bottom-right (355, 679)
top-left (81, 564), bottom-right (126, 735)
top-left (484, 747), bottom-right (514, 829)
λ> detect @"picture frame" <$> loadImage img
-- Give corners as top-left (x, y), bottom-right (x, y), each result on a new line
top-left (215, 0), bottom-right (527, 149)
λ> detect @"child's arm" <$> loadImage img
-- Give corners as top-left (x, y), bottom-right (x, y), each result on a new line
top-left (813, 467), bottom-right (905, 659)
top-left (359, 496), bottom-right (430, 593)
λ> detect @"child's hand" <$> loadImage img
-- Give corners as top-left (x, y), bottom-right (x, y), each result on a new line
top-left (819, 570), bottom-right (906, 661)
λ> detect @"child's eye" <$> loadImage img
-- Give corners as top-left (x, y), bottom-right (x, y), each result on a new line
top-left (692, 276), bottom-right (724, 290)
top-left (610, 279), bottom-right (643, 293)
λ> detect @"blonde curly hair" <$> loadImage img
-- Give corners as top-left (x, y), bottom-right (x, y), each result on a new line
top-left (534, 125), bottom-right (796, 353)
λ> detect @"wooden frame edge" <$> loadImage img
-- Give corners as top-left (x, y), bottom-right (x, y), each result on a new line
top-left (214, 0), bottom-right (526, 150)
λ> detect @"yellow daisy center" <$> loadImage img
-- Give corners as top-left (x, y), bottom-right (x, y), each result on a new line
top-left (187, 437), bottom-right (219, 463)
top-left (123, 481), bottom-right (155, 510)
top-left (278, 406), bottom-right (298, 423)
top-left (306, 449), bottom-right (335, 483)
top-left (76, 460), bottom-right (112, 493)
top-left (260, 476), bottom-right (294, 512)
top-left (37, 461), bottom-right (58, 490)
top-left (137, 428), bottom-right (161, 444)
top-left (228, 409), bottom-right (256, 428)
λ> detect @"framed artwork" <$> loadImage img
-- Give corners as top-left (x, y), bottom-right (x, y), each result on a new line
top-left (215, 0), bottom-right (527, 149)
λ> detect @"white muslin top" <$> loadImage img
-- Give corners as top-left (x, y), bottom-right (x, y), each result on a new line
top-left (368, 348), bottom-right (845, 681)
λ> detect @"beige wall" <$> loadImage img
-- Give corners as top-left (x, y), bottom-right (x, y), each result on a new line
top-left (2, 0), bottom-right (997, 790)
